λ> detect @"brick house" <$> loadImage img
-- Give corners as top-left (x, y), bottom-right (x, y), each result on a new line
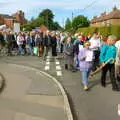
top-left (12, 10), bottom-right (27, 25)
top-left (91, 7), bottom-right (120, 27)
top-left (0, 10), bottom-right (27, 29)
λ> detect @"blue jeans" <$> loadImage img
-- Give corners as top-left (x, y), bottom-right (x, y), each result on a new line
top-left (26, 45), bottom-right (33, 55)
top-left (74, 54), bottom-right (79, 69)
top-left (81, 69), bottom-right (91, 85)
top-left (18, 45), bottom-right (24, 55)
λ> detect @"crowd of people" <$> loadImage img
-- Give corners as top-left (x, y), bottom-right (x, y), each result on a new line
top-left (0, 30), bottom-right (120, 91)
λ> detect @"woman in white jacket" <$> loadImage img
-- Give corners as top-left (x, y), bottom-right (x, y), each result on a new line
top-left (115, 40), bottom-right (120, 81)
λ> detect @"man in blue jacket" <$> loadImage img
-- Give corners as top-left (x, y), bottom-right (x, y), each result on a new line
top-left (100, 35), bottom-right (119, 91)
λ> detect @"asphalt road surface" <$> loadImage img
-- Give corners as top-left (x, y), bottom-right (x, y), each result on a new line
top-left (0, 55), bottom-right (120, 120)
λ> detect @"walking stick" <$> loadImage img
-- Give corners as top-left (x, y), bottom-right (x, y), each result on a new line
top-left (89, 58), bottom-right (114, 78)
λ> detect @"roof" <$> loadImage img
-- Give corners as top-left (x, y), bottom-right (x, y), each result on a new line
top-left (0, 14), bottom-right (13, 19)
top-left (91, 7), bottom-right (120, 23)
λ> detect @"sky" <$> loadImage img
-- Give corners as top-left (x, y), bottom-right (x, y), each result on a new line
top-left (0, 0), bottom-right (120, 26)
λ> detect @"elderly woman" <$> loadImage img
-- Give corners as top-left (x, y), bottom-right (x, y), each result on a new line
top-left (64, 37), bottom-right (74, 71)
top-left (100, 35), bottom-right (119, 91)
top-left (78, 41), bottom-right (93, 90)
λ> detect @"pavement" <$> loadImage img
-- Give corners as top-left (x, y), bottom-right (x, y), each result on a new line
top-left (0, 53), bottom-right (120, 120)
top-left (0, 61), bottom-right (68, 120)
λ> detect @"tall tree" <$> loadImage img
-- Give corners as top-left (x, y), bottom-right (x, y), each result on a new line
top-left (39, 9), bottom-right (54, 29)
top-left (21, 9), bottom-right (62, 31)
top-left (72, 15), bottom-right (90, 31)
top-left (65, 18), bottom-right (72, 31)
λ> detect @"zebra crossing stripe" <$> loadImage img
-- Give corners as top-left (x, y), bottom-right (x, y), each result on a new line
top-left (56, 71), bottom-right (62, 76)
top-left (56, 61), bottom-right (60, 65)
top-left (46, 56), bottom-right (50, 59)
top-left (56, 66), bottom-right (61, 70)
top-left (46, 59), bottom-right (50, 62)
top-left (45, 66), bottom-right (50, 70)
top-left (46, 62), bottom-right (50, 65)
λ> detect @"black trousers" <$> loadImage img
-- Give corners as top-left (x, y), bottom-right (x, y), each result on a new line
top-left (101, 64), bottom-right (117, 88)
top-left (92, 50), bottom-right (100, 71)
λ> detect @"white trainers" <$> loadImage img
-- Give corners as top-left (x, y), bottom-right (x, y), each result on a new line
top-left (84, 85), bottom-right (88, 91)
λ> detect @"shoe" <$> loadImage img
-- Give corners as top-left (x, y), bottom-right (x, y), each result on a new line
top-left (112, 85), bottom-right (120, 91)
top-left (112, 87), bottom-right (120, 91)
top-left (101, 82), bottom-right (106, 88)
top-left (84, 85), bottom-right (89, 91)
top-left (65, 64), bottom-right (68, 70)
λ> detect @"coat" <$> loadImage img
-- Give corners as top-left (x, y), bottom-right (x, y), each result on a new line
top-left (64, 43), bottom-right (74, 65)
top-left (78, 47), bottom-right (93, 71)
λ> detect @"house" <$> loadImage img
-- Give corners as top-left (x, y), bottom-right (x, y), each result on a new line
top-left (91, 7), bottom-right (120, 27)
top-left (0, 10), bottom-right (27, 29)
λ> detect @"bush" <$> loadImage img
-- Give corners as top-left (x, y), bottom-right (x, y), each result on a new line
top-left (77, 25), bottom-right (120, 39)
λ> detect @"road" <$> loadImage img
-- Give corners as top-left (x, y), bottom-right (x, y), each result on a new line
top-left (0, 55), bottom-right (120, 120)
top-left (0, 58), bottom-right (68, 120)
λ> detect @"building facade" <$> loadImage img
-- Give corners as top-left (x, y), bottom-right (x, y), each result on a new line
top-left (91, 7), bottom-right (120, 27)
top-left (0, 10), bottom-right (27, 29)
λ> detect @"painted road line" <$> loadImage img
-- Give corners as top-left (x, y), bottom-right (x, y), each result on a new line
top-left (46, 56), bottom-right (50, 59)
top-left (56, 71), bottom-right (62, 76)
top-left (56, 61), bottom-right (60, 65)
top-left (56, 66), bottom-right (61, 70)
top-left (46, 59), bottom-right (50, 62)
top-left (45, 66), bottom-right (50, 70)
top-left (46, 62), bottom-right (50, 65)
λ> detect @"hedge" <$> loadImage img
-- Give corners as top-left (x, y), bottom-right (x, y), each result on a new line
top-left (77, 25), bottom-right (120, 39)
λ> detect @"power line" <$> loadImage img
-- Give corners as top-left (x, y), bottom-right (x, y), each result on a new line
top-left (73, 0), bottom-right (98, 17)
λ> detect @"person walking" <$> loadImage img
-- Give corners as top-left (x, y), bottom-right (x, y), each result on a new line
top-left (17, 32), bottom-right (25, 55)
top-left (64, 37), bottom-right (74, 71)
top-left (100, 35), bottom-right (119, 91)
top-left (25, 32), bottom-right (33, 55)
top-left (51, 33), bottom-right (57, 57)
top-left (89, 33), bottom-right (101, 71)
top-left (115, 39), bottom-right (120, 82)
top-left (78, 41), bottom-right (93, 91)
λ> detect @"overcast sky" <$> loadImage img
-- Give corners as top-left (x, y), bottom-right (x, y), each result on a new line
top-left (0, 0), bottom-right (120, 26)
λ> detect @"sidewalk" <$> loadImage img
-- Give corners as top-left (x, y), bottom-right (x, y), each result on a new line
top-left (0, 62), bottom-right (68, 120)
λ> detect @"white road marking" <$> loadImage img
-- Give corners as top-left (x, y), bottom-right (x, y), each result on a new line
top-left (46, 59), bottom-right (50, 62)
top-left (46, 56), bottom-right (50, 59)
top-left (56, 66), bottom-right (61, 70)
top-left (46, 62), bottom-right (50, 65)
top-left (56, 71), bottom-right (62, 76)
top-left (45, 66), bottom-right (50, 70)
top-left (56, 61), bottom-right (60, 65)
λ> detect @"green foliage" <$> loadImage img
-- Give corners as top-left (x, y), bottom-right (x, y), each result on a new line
top-left (77, 25), bottom-right (120, 39)
top-left (38, 9), bottom-right (55, 29)
top-left (21, 9), bottom-right (61, 31)
top-left (20, 24), bottom-right (34, 31)
top-left (72, 15), bottom-right (90, 31)
top-left (65, 18), bottom-right (72, 31)
top-left (51, 22), bottom-right (62, 30)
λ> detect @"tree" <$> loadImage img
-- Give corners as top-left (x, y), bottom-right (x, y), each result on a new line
top-left (51, 22), bottom-right (62, 30)
top-left (65, 18), bottom-right (72, 31)
top-left (72, 15), bottom-right (90, 31)
top-left (21, 9), bottom-right (62, 31)
top-left (38, 9), bottom-right (54, 29)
